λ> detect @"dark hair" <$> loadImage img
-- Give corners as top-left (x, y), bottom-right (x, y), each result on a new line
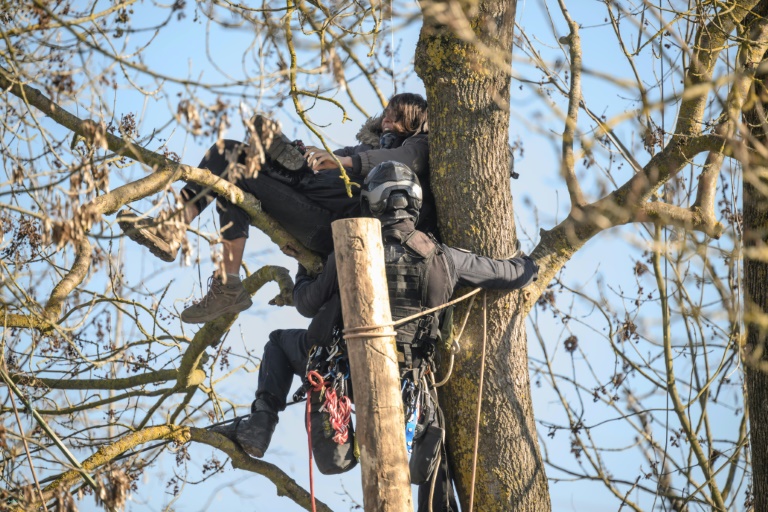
top-left (384, 93), bottom-right (428, 135)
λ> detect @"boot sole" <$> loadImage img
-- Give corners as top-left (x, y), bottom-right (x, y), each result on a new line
top-left (241, 443), bottom-right (266, 458)
top-left (117, 211), bottom-right (178, 263)
top-left (180, 296), bottom-right (254, 324)
top-left (254, 116), bottom-right (306, 172)
top-left (211, 418), bottom-right (265, 457)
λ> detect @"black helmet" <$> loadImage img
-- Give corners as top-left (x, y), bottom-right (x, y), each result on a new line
top-left (360, 161), bottom-right (423, 225)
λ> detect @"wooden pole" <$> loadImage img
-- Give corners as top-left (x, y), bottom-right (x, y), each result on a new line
top-left (331, 218), bottom-right (413, 512)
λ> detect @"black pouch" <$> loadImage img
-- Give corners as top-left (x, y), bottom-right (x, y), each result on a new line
top-left (409, 423), bottom-right (444, 485)
top-left (308, 388), bottom-right (358, 475)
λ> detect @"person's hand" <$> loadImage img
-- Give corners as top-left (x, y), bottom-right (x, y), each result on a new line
top-left (304, 146), bottom-right (351, 172)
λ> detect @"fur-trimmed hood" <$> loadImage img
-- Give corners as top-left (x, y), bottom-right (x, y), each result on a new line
top-left (356, 115), bottom-right (384, 148)
top-left (355, 114), bottom-right (429, 148)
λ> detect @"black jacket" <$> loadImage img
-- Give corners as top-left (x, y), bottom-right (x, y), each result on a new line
top-left (294, 221), bottom-right (538, 345)
top-left (334, 132), bottom-right (429, 178)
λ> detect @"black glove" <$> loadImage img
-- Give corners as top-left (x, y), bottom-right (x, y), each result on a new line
top-left (522, 255), bottom-right (539, 282)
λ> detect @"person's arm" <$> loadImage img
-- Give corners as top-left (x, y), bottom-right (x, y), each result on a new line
top-left (302, 146), bottom-right (352, 172)
top-left (444, 246), bottom-right (539, 290)
top-left (293, 254), bottom-right (340, 318)
top-left (332, 144), bottom-right (370, 158)
top-left (304, 144), bottom-right (372, 175)
top-left (306, 294), bottom-right (343, 347)
top-left (354, 133), bottom-right (429, 177)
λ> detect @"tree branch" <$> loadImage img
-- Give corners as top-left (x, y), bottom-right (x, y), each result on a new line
top-left (557, 0), bottom-right (586, 209)
top-left (9, 369), bottom-right (178, 390)
top-left (0, 66), bottom-right (321, 329)
top-left (191, 428), bottom-right (334, 512)
top-left (633, 201), bottom-right (724, 238)
top-left (673, 0), bottom-right (761, 138)
top-left (693, 151), bottom-right (725, 221)
top-left (30, 425), bottom-right (331, 512)
top-left (526, 7), bottom-right (768, 311)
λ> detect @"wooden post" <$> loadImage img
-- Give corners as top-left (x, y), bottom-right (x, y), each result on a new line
top-left (332, 218), bottom-right (413, 512)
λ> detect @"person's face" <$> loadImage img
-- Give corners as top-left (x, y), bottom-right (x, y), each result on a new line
top-left (382, 107), bottom-right (397, 133)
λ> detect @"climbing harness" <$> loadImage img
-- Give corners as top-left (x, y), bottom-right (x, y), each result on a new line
top-left (300, 330), bottom-right (357, 511)
top-left (402, 379), bottom-right (421, 453)
top-left (339, 286), bottom-right (487, 508)
top-left (305, 368), bottom-right (354, 512)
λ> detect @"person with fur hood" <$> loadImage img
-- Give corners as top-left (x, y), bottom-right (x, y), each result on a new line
top-left (117, 92), bottom-right (434, 323)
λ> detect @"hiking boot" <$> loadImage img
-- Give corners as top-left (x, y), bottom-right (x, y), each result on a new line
top-left (117, 209), bottom-right (184, 262)
top-left (210, 417), bottom-right (242, 443)
top-left (252, 114), bottom-right (306, 172)
top-left (180, 273), bottom-right (253, 324)
top-left (211, 399), bottom-right (279, 458)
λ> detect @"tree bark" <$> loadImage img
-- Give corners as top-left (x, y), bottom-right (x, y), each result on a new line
top-left (415, 0), bottom-right (550, 510)
top-left (743, 14), bottom-right (768, 502)
top-left (743, 163), bottom-right (768, 512)
top-left (331, 218), bottom-right (412, 512)
top-left (742, 4), bottom-right (768, 508)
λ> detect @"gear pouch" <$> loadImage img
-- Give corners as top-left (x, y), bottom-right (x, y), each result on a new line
top-left (308, 388), bottom-right (358, 475)
top-left (409, 423), bottom-right (443, 485)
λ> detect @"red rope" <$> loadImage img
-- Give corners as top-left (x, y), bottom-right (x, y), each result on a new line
top-left (305, 370), bottom-right (353, 510)
top-left (306, 371), bottom-right (325, 512)
top-left (324, 388), bottom-right (352, 444)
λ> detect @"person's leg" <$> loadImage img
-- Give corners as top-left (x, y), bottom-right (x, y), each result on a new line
top-left (219, 168), bottom-right (336, 255)
top-left (178, 139), bottom-right (247, 220)
top-left (181, 161), bottom-right (338, 323)
top-left (221, 238), bottom-right (246, 277)
top-left (295, 168), bottom-right (365, 219)
top-left (117, 140), bottom-right (245, 262)
top-left (212, 329), bottom-right (311, 458)
top-left (255, 329), bottom-right (312, 411)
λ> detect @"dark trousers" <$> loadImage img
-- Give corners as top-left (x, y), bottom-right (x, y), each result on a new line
top-left (256, 329), bottom-right (311, 411)
top-left (180, 140), bottom-right (363, 256)
top-left (256, 328), bottom-right (457, 511)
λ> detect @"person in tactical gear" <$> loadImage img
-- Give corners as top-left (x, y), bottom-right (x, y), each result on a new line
top-left (213, 161), bottom-right (539, 512)
top-left (116, 93), bottom-right (436, 324)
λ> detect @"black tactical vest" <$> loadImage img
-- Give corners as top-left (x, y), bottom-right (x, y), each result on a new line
top-left (383, 228), bottom-right (452, 369)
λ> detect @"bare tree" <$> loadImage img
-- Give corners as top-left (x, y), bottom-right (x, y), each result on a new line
top-left (417, 0), bottom-right (763, 510)
top-left (2, 0), bottom-right (768, 511)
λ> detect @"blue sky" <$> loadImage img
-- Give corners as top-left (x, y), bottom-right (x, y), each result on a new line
top-left (3, 0), bottom-right (747, 510)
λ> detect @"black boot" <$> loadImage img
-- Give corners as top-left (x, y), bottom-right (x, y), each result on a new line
top-left (252, 115), bottom-right (306, 172)
top-left (211, 399), bottom-right (279, 458)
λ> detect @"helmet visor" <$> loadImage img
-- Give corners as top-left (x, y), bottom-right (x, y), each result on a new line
top-left (362, 180), bottom-right (422, 213)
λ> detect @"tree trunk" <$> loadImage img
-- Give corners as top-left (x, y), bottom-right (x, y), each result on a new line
top-left (744, 167), bottom-right (768, 512)
top-left (743, 126), bottom-right (768, 512)
top-left (415, 1), bottom-right (550, 510)
top-left (742, 11), bottom-right (768, 507)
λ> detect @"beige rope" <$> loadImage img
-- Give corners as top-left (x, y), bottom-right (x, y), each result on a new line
top-left (392, 288), bottom-right (482, 328)
top-left (342, 288), bottom-right (482, 344)
top-left (468, 291), bottom-right (487, 512)
top-left (434, 292), bottom-right (479, 388)
top-left (342, 324), bottom-right (397, 340)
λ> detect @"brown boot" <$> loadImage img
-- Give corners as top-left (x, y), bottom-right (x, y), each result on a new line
top-left (180, 273), bottom-right (253, 324)
top-left (117, 209), bottom-right (185, 262)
